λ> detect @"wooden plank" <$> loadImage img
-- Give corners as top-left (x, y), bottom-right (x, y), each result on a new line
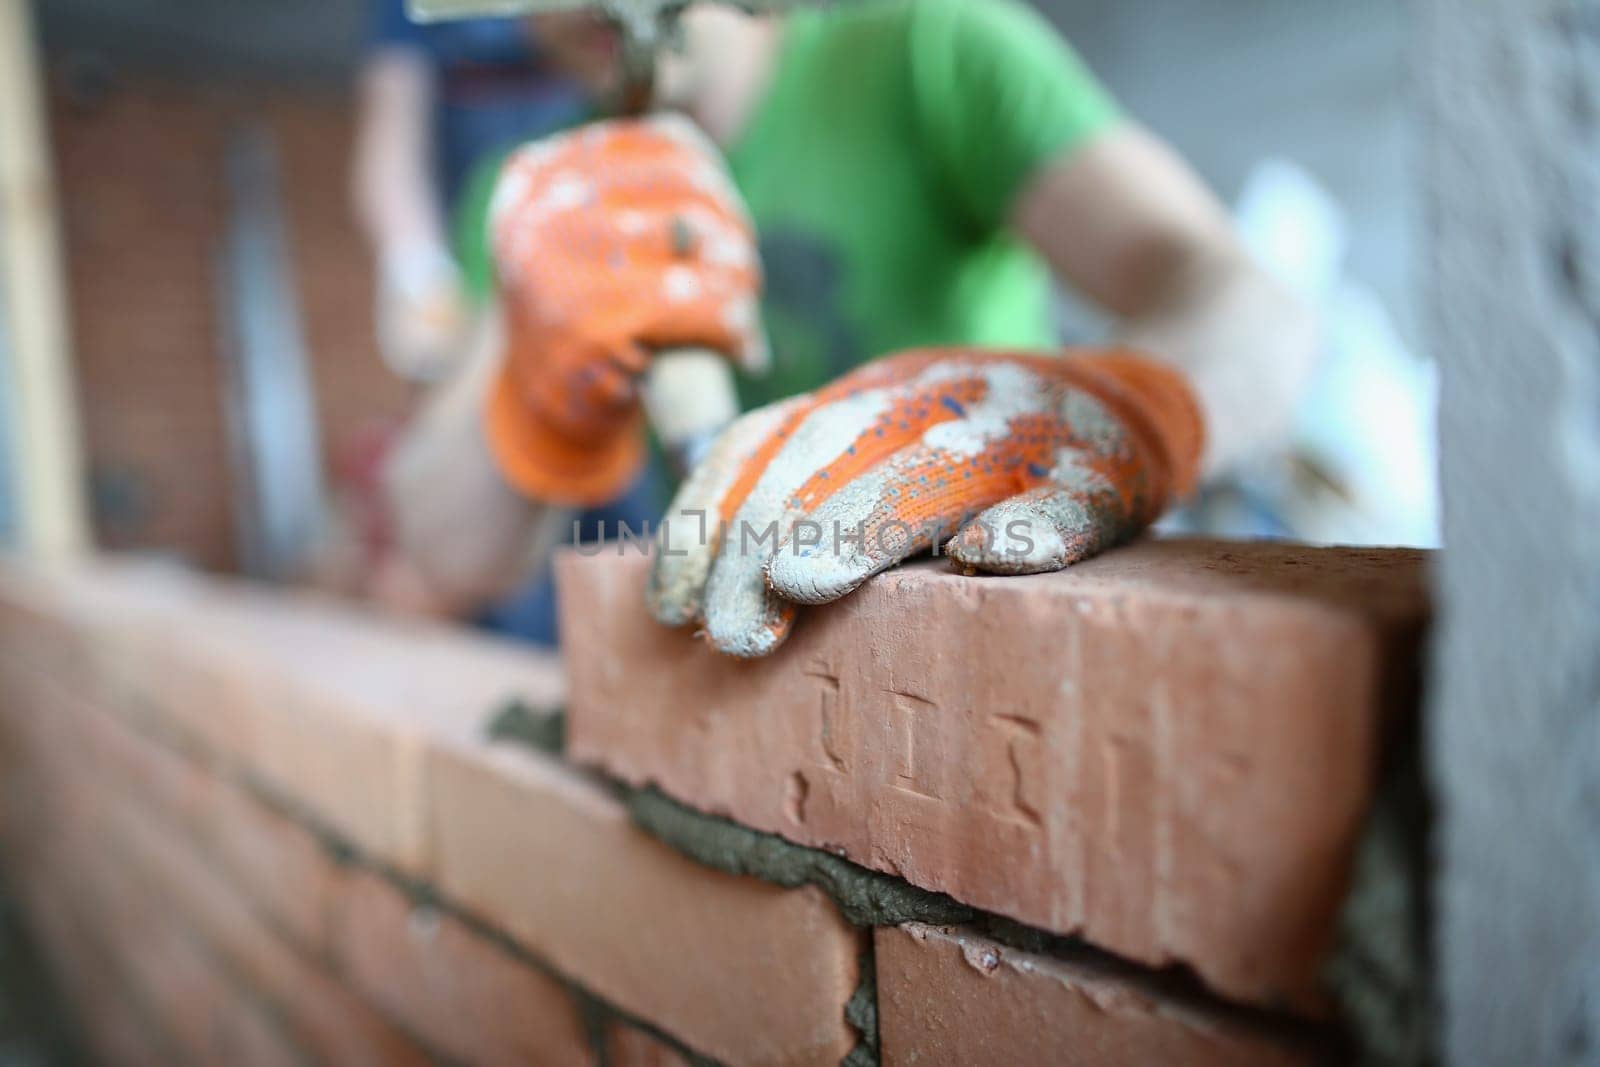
top-left (0, 0), bottom-right (89, 558)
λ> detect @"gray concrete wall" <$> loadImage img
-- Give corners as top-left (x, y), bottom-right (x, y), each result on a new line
top-left (1423, 0), bottom-right (1600, 1061)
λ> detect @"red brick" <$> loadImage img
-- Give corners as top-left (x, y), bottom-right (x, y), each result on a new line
top-left (205, 600), bottom-right (565, 876)
top-left (215, 1000), bottom-right (308, 1067)
top-left (559, 539), bottom-right (1429, 1011)
top-left (138, 807), bottom-right (428, 1066)
top-left (0, 584), bottom-right (94, 689)
top-left (875, 924), bottom-right (1311, 1066)
top-left (10, 859), bottom-right (171, 1067)
top-left (21, 779), bottom-right (301, 1067)
top-left (0, 644), bottom-right (221, 827)
top-left (120, 915), bottom-right (300, 1067)
top-left (202, 778), bottom-right (342, 951)
top-left (0, 561), bottom-right (254, 762)
top-left (329, 866), bottom-right (595, 1066)
top-left (0, 560), bottom-right (564, 875)
top-left (53, 750), bottom-right (430, 1067)
top-left (0, 641), bottom-right (340, 952)
top-left (0, 559), bottom-right (861, 1061)
top-left (81, 682), bottom-right (339, 955)
top-left (2, 666), bottom-right (326, 1067)
top-left (89, 577), bottom-right (445, 870)
top-left (427, 739), bottom-right (863, 1066)
top-left (50, 79), bottom-right (237, 569)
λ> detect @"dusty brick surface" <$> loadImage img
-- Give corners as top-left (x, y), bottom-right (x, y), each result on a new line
top-left (876, 924), bottom-right (1312, 1066)
top-left (560, 539), bottom-right (1430, 1011)
top-left (110, 579), bottom-right (544, 873)
top-left (330, 866), bottom-right (595, 1066)
top-left (428, 739), bottom-right (864, 1066)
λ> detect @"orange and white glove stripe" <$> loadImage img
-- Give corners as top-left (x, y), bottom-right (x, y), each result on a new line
top-left (647, 347), bottom-right (1203, 657)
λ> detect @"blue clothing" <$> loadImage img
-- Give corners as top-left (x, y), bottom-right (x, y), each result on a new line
top-left (368, 0), bottom-right (590, 209)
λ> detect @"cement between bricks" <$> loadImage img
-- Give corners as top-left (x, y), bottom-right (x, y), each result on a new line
top-left (620, 786), bottom-right (1333, 1062)
top-left (623, 787), bottom-right (975, 930)
top-left (487, 708), bottom-right (1339, 1062)
top-left (481, 707), bottom-right (941, 1064)
top-left (485, 700), bottom-right (568, 758)
top-left (622, 788), bottom-right (915, 1065)
top-left (482, 703), bottom-right (972, 930)
top-left (90, 694), bottom-right (725, 1067)
top-left (840, 942), bottom-right (878, 1067)
top-left (19, 609), bottom-right (1333, 1067)
top-left (1325, 719), bottom-right (1431, 1067)
top-left (242, 778), bottom-right (723, 1067)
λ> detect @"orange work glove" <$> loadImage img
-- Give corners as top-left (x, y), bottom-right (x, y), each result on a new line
top-left (486, 115), bottom-right (766, 506)
top-left (648, 347), bottom-right (1205, 657)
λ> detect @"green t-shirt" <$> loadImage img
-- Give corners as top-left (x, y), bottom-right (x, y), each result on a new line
top-left (458, 0), bottom-right (1119, 410)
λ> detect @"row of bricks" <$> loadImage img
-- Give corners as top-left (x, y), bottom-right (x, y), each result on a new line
top-left (0, 558), bottom-right (1322, 1063)
top-left (0, 662), bottom-right (1310, 1067)
top-left (12, 837), bottom-right (300, 1067)
top-left (1, 673), bottom-right (416, 1066)
top-left (0, 647), bottom-right (685, 1066)
top-left (1, 655), bottom-right (435, 1065)
top-left (557, 540), bottom-right (1431, 1013)
top-left (0, 562), bottom-right (863, 1064)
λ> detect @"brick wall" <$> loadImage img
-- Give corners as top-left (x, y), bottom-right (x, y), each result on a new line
top-left (0, 538), bottom-right (1428, 1064)
top-left (50, 72), bottom-right (408, 571)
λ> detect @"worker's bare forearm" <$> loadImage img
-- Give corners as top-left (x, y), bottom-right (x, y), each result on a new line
top-left (382, 321), bottom-right (567, 613)
top-left (1014, 124), bottom-right (1315, 477)
top-left (1117, 245), bottom-right (1315, 475)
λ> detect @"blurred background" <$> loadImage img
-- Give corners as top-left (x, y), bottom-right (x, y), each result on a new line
top-left (0, 0), bottom-right (1433, 590)
top-left (0, 1), bottom-right (1472, 1061)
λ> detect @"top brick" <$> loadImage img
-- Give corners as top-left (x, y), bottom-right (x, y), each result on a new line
top-left (558, 538), bottom-right (1430, 1014)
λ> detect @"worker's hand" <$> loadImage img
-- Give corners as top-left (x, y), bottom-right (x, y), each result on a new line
top-left (485, 115), bottom-right (765, 506)
top-left (648, 347), bottom-right (1204, 657)
top-left (375, 240), bottom-right (472, 383)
